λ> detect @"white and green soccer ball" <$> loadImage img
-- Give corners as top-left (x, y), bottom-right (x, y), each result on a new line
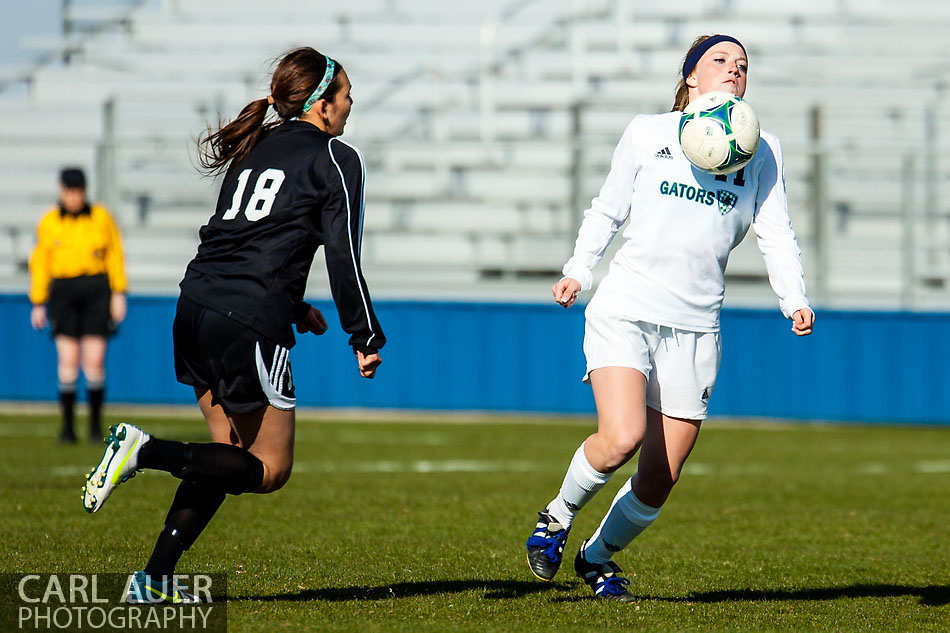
top-left (678, 92), bottom-right (760, 175)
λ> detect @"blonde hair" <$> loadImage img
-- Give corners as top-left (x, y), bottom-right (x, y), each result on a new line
top-left (671, 35), bottom-right (713, 112)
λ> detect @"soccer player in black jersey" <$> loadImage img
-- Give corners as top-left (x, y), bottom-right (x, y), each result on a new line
top-left (80, 47), bottom-right (385, 603)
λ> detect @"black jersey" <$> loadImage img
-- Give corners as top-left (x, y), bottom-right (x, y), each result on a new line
top-left (180, 120), bottom-right (384, 353)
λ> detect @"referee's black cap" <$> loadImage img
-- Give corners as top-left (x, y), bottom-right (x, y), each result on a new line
top-left (59, 167), bottom-right (86, 189)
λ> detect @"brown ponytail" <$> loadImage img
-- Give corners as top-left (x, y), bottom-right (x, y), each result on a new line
top-left (671, 35), bottom-right (712, 112)
top-left (197, 98), bottom-right (271, 176)
top-left (198, 47), bottom-right (345, 176)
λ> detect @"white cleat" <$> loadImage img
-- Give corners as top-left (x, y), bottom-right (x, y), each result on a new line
top-left (82, 423), bottom-right (150, 513)
top-left (125, 571), bottom-right (204, 604)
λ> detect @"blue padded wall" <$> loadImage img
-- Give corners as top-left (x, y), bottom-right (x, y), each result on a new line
top-left (1, 294), bottom-right (946, 424)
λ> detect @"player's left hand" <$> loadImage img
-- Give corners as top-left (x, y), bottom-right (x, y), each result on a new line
top-left (791, 308), bottom-right (814, 336)
top-left (296, 307), bottom-right (328, 335)
top-left (110, 293), bottom-right (127, 325)
top-left (357, 350), bottom-right (381, 379)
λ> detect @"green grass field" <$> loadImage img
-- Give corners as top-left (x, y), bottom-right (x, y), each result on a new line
top-left (1, 410), bottom-right (948, 632)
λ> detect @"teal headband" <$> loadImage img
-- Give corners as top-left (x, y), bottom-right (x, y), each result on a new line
top-left (302, 57), bottom-right (336, 114)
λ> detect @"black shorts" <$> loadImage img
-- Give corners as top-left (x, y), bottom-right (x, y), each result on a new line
top-left (47, 274), bottom-right (112, 337)
top-left (173, 294), bottom-right (296, 415)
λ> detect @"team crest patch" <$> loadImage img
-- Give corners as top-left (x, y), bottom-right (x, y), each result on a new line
top-left (716, 189), bottom-right (738, 215)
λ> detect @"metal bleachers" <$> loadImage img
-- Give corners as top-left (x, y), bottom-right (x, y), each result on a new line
top-left (2, 0), bottom-right (950, 309)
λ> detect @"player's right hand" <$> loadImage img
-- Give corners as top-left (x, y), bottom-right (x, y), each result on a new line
top-left (552, 277), bottom-right (581, 308)
top-left (30, 305), bottom-right (47, 330)
top-left (295, 307), bottom-right (328, 335)
top-left (357, 350), bottom-right (381, 379)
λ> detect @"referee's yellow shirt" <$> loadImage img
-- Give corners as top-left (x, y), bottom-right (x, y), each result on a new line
top-left (29, 204), bottom-right (128, 305)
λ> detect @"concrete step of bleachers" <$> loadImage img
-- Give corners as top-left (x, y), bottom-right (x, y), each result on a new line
top-left (0, 206), bottom-right (55, 234)
top-left (2, 0), bottom-right (948, 307)
top-left (139, 198), bottom-right (572, 240)
top-left (129, 19), bottom-right (548, 54)
top-left (445, 109), bottom-right (573, 141)
top-left (361, 232), bottom-right (570, 271)
top-left (366, 166), bottom-right (570, 206)
top-left (358, 109), bottom-right (575, 143)
top-left (164, 0), bottom-right (550, 23)
top-left (0, 102), bottom-right (103, 138)
top-left (123, 231), bottom-right (199, 261)
top-left (826, 276), bottom-right (903, 301)
top-left (29, 71), bottom-right (251, 106)
top-left (725, 236), bottom-right (768, 278)
top-left (77, 47), bottom-right (480, 86)
top-left (828, 244), bottom-right (902, 276)
top-left (365, 201), bottom-right (570, 235)
top-left (376, 141), bottom-right (573, 172)
top-left (579, 16), bottom-right (843, 50)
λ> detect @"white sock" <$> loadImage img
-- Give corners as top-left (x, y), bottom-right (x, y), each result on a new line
top-left (583, 479), bottom-right (661, 564)
top-left (546, 442), bottom-right (611, 529)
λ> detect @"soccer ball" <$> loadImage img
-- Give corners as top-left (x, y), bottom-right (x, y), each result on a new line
top-left (678, 92), bottom-right (760, 175)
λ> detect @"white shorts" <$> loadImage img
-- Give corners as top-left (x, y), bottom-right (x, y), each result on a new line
top-left (582, 307), bottom-right (722, 420)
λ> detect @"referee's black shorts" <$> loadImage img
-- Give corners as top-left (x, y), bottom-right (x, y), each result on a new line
top-left (47, 274), bottom-right (112, 338)
top-left (172, 294), bottom-right (296, 415)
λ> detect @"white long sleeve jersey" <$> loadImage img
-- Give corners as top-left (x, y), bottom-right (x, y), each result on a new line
top-left (562, 111), bottom-right (810, 332)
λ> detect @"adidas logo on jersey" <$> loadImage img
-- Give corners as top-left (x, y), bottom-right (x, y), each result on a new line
top-left (654, 147), bottom-right (674, 159)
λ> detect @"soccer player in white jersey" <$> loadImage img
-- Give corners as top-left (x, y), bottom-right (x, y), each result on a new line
top-left (525, 34), bottom-right (815, 601)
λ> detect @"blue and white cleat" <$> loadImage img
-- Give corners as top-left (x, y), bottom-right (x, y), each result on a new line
top-left (526, 509), bottom-right (571, 581)
top-left (82, 423), bottom-right (150, 513)
top-left (574, 540), bottom-right (636, 602)
top-left (125, 571), bottom-right (202, 604)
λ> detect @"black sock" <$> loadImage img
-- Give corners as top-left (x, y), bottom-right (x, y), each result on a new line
top-left (137, 437), bottom-right (188, 474)
top-left (139, 439), bottom-right (265, 495)
top-left (87, 382), bottom-right (104, 436)
top-left (58, 382), bottom-right (76, 438)
top-left (144, 481), bottom-right (226, 581)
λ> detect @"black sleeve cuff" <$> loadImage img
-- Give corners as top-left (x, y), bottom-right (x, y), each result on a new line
top-left (353, 345), bottom-right (379, 356)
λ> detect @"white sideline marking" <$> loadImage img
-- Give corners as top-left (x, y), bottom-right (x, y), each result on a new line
top-left (687, 461), bottom-right (950, 477)
top-left (0, 424), bottom-right (55, 437)
top-left (316, 430), bottom-right (453, 446)
top-left (0, 423), bottom-right (452, 446)
top-left (44, 455), bottom-right (950, 478)
top-left (684, 463), bottom-right (714, 475)
top-left (684, 463), bottom-right (770, 476)
top-left (52, 465), bottom-right (95, 477)
top-left (0, 422), bottom-right (183, 438)
top-left (292, 460), bottom-right (539, 474)
top-left (916, 460), bottom-right (950, 473)
top-left (50, 460), bottom-right (543, 478)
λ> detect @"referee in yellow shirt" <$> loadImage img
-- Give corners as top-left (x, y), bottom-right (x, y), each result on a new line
top-left (29, 168), bottom-right (128, 443)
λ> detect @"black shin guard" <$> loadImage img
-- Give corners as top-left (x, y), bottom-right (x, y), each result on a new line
top-left (178, 443), bottom-right (265, 495)
top-left (145, 481), bottom-right (227, 581)
top-left (138, 438), bottom-right (265, 495)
